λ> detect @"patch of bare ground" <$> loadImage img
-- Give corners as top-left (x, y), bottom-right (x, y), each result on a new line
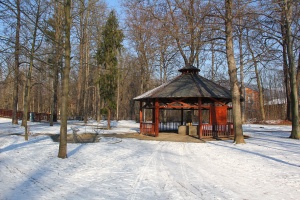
top-left (50, 133), bottom-right (100, 143)
top-left (49, 132), bottom-right (243, 143)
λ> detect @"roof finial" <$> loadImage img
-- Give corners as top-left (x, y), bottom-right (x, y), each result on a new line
top-left (178, 65), bottom-right (200, 74)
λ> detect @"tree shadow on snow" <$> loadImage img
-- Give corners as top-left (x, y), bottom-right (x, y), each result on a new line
top-left (208, 141), bottom-right (300, 168)
top-left (0, 136), bottom-right (49, 153)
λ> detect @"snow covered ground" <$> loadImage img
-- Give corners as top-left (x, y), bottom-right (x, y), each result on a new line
top-left (0, 117), bottom-right (299, 200)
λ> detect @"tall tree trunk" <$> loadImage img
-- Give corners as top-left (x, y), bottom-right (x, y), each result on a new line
top-left (76, 3), bottom-right (85, 117)
top-left (280, 7), bottom-right (291, 121)
top-left (83, 49), bottom-right (89, 123)
top-left (117, 69), bottom-right (120, 121)
top-left (83, 7), bottom-right (90, 123)
top-left (283, 43), bottom-right (291, 121)
top-left (253, 59), bottom-right (265, 122)
top-left (284, 0), bottom-right (300, 139)
top-left (50, 48), bottom-right (59, 126)
top-left (96, 72), bottom-right (101, 121)
top-left (236, 0), bottom-right (245, 123)
top-left (296, 50), bottom-right (300, 88)
top-left (246, 32), bottom-right (266, 122)
top-left (50, 1), bottom-right (63, 126)
top-left (238, 20), bottom-right (245, 123)
top-left (225, 0), bottom-right (245, 144)
top-left (58, 0), bottom-right (72, 158)
top-left (22, 0), bottom-right (41, 140)
top-left (12, 0), bottom-right (21, 125)
top-left (107, 108), bottom-right (111, 130)
top-left (50, 39), bottom-right (60, 126)
top-left (211, 41), bottom-right (215, 81)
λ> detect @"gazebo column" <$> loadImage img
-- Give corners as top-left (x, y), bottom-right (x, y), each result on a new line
top-left (139, 101), bottom-right (143, 134)
top-left (154, 99), bottom-right (159, 137)
top-left (180, 108), bottom-right (184, 125)
top-left (198, 98), bottom-right (203, 139)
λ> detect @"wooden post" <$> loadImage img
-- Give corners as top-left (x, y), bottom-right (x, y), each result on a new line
top-left (209, 105), bottom-right (212, 124)
top-left (139, 101), bottom-right (143, 134)
top-left (181, 108), bottom-right (184, 125)
top-left (198, 98), bottom-right (202, 139)
top-left (155, 99), bottom-right (159, 137)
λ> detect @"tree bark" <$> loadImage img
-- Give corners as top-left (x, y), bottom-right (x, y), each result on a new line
top-left (76, 0), bottom-right (85, 118)
top-left (296, 50), bottom-right (300, 89)
top-left (225, 0), bottom-right (245, 144)
top-left (283, 42), bottom-right (291, 121)
top-left (50, 1), bottom-right (63, 126)
top-left (246, 31), bottom-right (266, 122)
top-left (83, 7), bottom-right (90, 123)
top-left (284, 0), bottom-right (300, 139)
top-left (280, 6), bottom-right (291, 121)
top-left (254, 59), bottom-right (265, 122)
top-left (22, 0), bottom-right (41, 140)
top-left (237, 14), bottom-right (245, 123)
top-left (107, 108), bottom-right (111, 130)
top-left (58, 0), bottom-right (72, 158)
top-left (12, 0), bottom-right (21, 125)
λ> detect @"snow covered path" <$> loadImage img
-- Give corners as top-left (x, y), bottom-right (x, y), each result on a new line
top-left (0, 119), bottom-right (299, 199)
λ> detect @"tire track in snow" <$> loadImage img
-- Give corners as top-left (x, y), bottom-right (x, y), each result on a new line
top-left (173, 143), bottom-right (203, 199)
top-left (152, 142), bottom-right (202, 199)
top-left (157, 143), bottom-right (184, 198)
top-left (130, 141), bottom-right (163, 200)
top-left (4, 163), bottom-right (55, 194)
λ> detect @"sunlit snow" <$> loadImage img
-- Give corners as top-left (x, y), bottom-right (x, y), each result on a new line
top-left (0, 117), bottom-right (299, 200)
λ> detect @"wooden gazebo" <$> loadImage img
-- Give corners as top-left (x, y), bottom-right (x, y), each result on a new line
top-left (133, 65), bottom-right (234, 139)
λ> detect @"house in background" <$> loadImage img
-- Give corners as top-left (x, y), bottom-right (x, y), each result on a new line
top-left (264, 87), bottom-right (287, 120)
top-left (244, 86), bottom-right (260, 121)
top-left (213, 80), bottom-right (289, 122)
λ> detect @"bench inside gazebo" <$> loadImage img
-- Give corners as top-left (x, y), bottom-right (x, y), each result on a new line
top-left (134, 65), bottom-right (234, 139)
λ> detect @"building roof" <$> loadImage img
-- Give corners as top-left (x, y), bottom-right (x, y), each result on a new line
top-left (134, 65), bottom-right (232, 102)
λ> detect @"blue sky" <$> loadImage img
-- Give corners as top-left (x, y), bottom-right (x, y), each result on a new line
top-left (106, 0), bottom-right (124, 20)
top-left (106, 0), bottom-right (121, 12)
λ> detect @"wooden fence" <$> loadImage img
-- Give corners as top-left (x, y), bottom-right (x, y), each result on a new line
top-left (201, 123), bottom-right (234, 138)
top-left (0, 109), bottom-right (51, 122)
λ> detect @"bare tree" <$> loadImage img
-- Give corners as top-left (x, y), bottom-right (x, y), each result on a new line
top-left (164, 0), bottom-right (209, 66)
top-left (76, 0), bottom-right (88, 119)
top-left (225, 0), bottom-right (245, 144)
top-left (236, 0), bottom-right (246, 123)
top-left (282, 0), bottom-right (300, 139)
top-left (58, 0), bottom-right (72, 158)
top-left (245, 27), bottom-right (266, 122)
top-left (124, 1), bottom-right (157, 94)
top-left (22, 0), bottom-right (44, 140)
top-left (50, 0), bottom-right (64, 126)
top-left (12, 0), bottom-right (21, 125)
top-left (280, 9), bottom-right (292, 121)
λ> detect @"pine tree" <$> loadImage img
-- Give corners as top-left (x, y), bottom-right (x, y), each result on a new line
top-left (97, 11), bottom-right (123, 129)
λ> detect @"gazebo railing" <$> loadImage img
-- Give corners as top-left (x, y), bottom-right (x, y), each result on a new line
top-left (140, 121), bottom-right (234, 139)
top-left (140, 122), bottom-right (155, 136)
top-left (201, 123), bottom-right (234, 138)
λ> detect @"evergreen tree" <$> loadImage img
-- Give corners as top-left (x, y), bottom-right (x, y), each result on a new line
top-left (97, 10), bottom-right (123, 129)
